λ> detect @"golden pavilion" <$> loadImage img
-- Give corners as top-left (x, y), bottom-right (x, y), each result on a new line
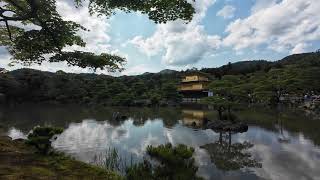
top-left (178, 72), bottom-right (213, 102)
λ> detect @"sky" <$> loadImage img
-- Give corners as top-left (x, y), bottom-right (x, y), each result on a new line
top-left (0, 0), bottom-right (320, 76)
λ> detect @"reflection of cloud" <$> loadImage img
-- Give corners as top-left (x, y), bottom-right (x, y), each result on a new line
top-left (164, 125), bottom-right (218, 147)
top-left (253, 142), bottom-right (320, 180)
top-left (52, 119), bottom-right (129, 162)
top-left (194, 148), bottom-right (213, 179)
top-left (233, 127), bottom-right (320, 180)
top-left (111, 128), bottom-right (129, 141)
top-left (7, 127), bottom-right (27, 140)
top-left (129, 133), bottom-right (160, 157)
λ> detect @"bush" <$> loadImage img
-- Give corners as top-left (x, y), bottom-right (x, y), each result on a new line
top-left (26, 127), bottom-right (63, 154)
top-left (126, 143), bottom-right (202, 180)
top-left (146, 143), bottom-right (194, 164)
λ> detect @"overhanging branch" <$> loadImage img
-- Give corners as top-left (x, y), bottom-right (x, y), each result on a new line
top-left (4, 19), bottom-right (12, 40)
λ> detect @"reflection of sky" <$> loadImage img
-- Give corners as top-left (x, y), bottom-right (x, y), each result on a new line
top-left (7, 118), bottom-right (320, 180)
top-left (233, 127), bottom-right (320, 180)
top-left (7, 127), bottom-right (28, 140)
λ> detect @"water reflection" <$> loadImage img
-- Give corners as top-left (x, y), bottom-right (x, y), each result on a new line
top-left (182, 109), bottom-right (208, 128)
top-left (276, 118), bottom-right (290, 143)
top-left (201, 132), bottom-right (261, 172)
top-left (7, 127), bottom-right (27, 140)
top-left (1, 105), bottom-right (320, 180)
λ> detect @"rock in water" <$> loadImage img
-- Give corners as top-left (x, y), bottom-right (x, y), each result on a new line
top-left (206, 120), bottom-right (248, 133)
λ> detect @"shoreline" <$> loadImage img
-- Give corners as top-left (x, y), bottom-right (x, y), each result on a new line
top-left (0, 136), bottom-right (122, 179)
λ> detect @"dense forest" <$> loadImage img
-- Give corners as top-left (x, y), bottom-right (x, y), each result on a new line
top-left (0, 51), bottom-right (320, 106)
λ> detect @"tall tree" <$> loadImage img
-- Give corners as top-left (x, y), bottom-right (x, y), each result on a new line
top-left (0, 0), bottom-right (195, 71)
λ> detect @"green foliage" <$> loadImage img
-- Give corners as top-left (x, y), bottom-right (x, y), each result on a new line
top-left (150, 93), bottom-right (161, 106)
top-left (76, 0), bottom-right (195, 23)
top-left (126, 143), bottom-right (202, 180)
top-left (50, 51), bottom-right (126, 72)
top-left (112, 92), bottom-right (133, 106)
top-left (1, 0), bottom-right (195, 70)
top-left (202, 96), bottom-right (233, 107)
top-left (0, 68), bottom-right (184, 106)
top-left (26, 126), bottom-right (63, 154)
top-left (161, 82), bottom-right (182, 103)
top-left (146, 143), bottom-right (194, 164)
top-left (205, 53), bottom-right (320, 104)
top-left (125, 160), bottom-right (153, 180)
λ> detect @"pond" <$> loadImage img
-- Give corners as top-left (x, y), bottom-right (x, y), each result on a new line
top-left (0, 104), bottom-right (320, 180)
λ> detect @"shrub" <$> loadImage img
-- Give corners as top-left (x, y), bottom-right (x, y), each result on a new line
top-left (126, 143), bottom-right (202, 180)
top-left (26, 127), bottom-right (63, 154)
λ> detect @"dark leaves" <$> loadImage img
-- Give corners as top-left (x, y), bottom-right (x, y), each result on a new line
top-left (50, 51), bottom-right (126, 72)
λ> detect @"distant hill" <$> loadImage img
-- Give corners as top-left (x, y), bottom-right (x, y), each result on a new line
top-left (201, 60), bottom-right (271, 77)
top-left (277, 52), bottom-right (320, 66)
top-left (199, 51), bottom-right (320, 78)
top-left (158, 69), bottom-right (178, 74)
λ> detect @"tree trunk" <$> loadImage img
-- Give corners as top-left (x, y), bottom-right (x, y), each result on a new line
top-left (218, 107), bottom-right (222, 120)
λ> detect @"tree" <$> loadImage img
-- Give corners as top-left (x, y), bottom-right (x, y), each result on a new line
top-left (112, 92), bottom-right (133, 106)
top-left (202, 96), bottom-right (236, 121)
top-left (0, 73), bottom-right (22, 102)
top-left (161, 82), bottom-right (182, 103)
top-left (0, 0), bottom-right (195, 71)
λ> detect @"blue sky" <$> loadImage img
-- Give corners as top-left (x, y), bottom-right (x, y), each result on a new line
top-left (0, 0), bottom-right (319, 75)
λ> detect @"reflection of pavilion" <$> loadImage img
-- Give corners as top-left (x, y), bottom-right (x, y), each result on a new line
top-left (182, 109), bottom-right (207, 128)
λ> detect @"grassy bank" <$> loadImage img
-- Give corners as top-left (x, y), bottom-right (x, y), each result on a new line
top-left (0, 136), bottom-right (122, 180)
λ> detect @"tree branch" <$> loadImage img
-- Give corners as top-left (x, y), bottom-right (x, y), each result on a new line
top-left (0, 0), bottom-right (32, 22)
top-left (4, 20), bottom-right (12, 41)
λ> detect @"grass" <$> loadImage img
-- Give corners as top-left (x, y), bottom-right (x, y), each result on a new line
top-left (0, 136), bottom-right (122, 180)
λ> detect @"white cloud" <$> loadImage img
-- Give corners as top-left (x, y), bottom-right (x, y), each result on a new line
top-left (56, 0), bottom-right (112, 54)
top-left (217, 5), bottom-right (236, 19)
top-left (291, 43), bottom-right (309, 54)
top-left (223, 0), bottom-right (320, 53)
top-left (251, 0), bottom-right (278, 13)
top-left (129, 0), bottom-right (220, 66)
top-left (121, 64), bottom-right (159, 76)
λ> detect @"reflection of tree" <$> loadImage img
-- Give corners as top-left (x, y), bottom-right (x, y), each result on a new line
top-left (201, 132), bottom-right (261, 171)
top-left (276, 111), bottom-right (290, 143)
top-left (129, 108), bottom-right (180, 127)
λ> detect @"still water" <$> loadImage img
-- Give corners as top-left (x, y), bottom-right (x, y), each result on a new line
top-left (0, 104), bottom-right (320, 180)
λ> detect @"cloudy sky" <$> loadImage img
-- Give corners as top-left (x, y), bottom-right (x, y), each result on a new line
top-left (1, 0), bottom-right (320, 75)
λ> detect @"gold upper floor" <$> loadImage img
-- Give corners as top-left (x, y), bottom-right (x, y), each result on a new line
top-left (178, 82), bottom-right (209, 91)
top-left (179, 74), bottom-right (210, 91)
top-left (182, 75), bottom-right (209, 83)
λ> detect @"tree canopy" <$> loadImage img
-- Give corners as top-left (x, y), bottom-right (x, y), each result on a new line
top-left (0, 0), bottom-right (195, 71)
